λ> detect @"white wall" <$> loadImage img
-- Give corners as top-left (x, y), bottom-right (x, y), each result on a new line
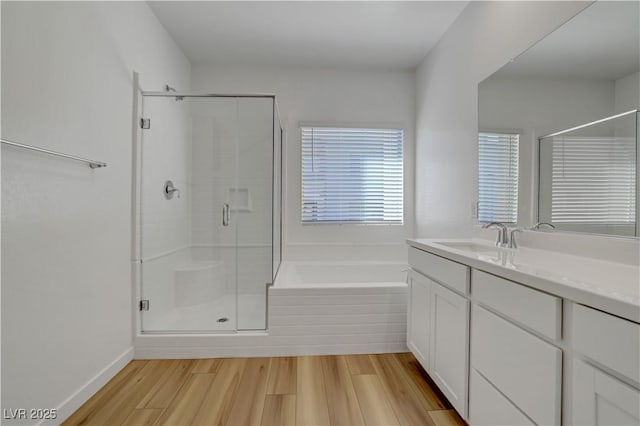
top-left (613, 71), bottom-right (639, 141)
top-left (191, 65), bottom-right (415, 261)
top-left (1, 2), bottom-right (190, 422)
top-left (479, 76), bottom-right (615, 226)
top-left (614, 71), bottom-right (640, 114)
top-left (414, 1), bottom-right (591, 238)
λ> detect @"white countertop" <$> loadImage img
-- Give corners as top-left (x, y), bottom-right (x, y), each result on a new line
top-left (407, 238), bottom-right (640, 323)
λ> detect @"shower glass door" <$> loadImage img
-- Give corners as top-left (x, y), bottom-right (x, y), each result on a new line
top-left (235, 98), bottom-right (273, 329)
top-left (139, 94), bottom-right (274, 333)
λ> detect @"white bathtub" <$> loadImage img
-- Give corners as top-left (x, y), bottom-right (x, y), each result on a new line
top-left (274, 261), bottom-right (407, 288)
top-left (267, 261), bottom-right (409, 355)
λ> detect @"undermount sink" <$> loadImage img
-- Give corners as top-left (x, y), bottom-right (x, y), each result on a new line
top-left (433, 241), bottom-right (499, 254)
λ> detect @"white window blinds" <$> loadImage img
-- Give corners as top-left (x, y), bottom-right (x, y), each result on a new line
top-left (551, 136), bottom-right (636, 224)
top-left (478, 132), bottom-right (519, 224)
top-left (301, 126), bottom-right (404, 224)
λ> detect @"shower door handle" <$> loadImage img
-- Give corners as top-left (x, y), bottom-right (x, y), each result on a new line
top-left (222, 203), bottom-right (230, 227)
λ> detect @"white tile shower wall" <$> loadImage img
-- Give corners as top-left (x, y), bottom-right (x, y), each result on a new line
top-left (141, 97), bottom-right (192, 259)
top-left (1, 2), bottom-right (190, 422)
top-left (190, 98), bottom-right (273, 303)
top-left (414, 1), bottom-right (591, 238)
top-left (191, 65), bottom-right (415, 262)
top-left (190, 100), bottom-right (237, 247)
top-left (190, 98), bottom-right (272, 250)
top-left (235, 99), bottom-right (273, 257)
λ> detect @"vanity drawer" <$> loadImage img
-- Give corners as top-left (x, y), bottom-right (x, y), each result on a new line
top-left (408, 247), bottom-right (469, 294)
top-left (472, 305), bottom-right (561, 426)
top-left (472, 270), bottom-right (561, 340)
top-left (469, 368), bottom-right (533, 426)
top-left (573, 303), bottom-right (640, 383)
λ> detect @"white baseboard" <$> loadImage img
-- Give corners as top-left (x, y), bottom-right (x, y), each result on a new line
top-left (42, 347), bottom-right (134, 425)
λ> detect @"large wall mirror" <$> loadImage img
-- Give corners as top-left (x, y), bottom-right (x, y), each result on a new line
top-left (478, 1), bottom-right (639, 238)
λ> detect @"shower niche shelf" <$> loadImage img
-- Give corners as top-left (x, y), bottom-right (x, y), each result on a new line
top-left (228, 187), bottom-right (252, 212)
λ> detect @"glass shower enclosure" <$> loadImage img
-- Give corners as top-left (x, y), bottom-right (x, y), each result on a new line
top-left (138, 92), bottom-right (282, 333)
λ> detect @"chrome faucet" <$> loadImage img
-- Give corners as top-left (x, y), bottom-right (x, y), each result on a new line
top-left (482, 222), bottom-right (508, 247)
top-left (531, 221), bottom-right (555, 230)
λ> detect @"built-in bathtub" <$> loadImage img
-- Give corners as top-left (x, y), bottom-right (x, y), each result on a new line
top-left (267, 261), bottom-right (409, 355)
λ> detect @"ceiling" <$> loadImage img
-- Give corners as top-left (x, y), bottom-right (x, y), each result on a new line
top-left (494, 1), bottom-right (639, 81)
top-left (147, 1), bottom-right (468, 70)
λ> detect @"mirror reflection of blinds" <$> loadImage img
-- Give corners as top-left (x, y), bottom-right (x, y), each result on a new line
top-left (301, 127), bottom-right (403, 224)
top-left (478, 132), bottom-right (519, 224)
top-left (551, 136), bottom-right (636, 224)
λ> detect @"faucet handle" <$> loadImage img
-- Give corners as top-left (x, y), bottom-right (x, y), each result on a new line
top-left (508, 228), bottom-right (524, 249)
top-left (531, 222), bottom-right (555, 231)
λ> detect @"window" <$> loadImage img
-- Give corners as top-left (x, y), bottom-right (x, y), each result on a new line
top-left (301, 126), bottom-right (403, 224)
top-left (478, 132), bottom-right (519, 224)
top-left (550, 136), bottom-right (636, 224)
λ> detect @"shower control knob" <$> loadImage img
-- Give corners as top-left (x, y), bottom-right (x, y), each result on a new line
top-left (164, 180), bottom-right (181, 199)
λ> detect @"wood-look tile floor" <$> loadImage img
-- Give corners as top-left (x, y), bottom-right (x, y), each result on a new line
top-left (63, 353), bottom-right (465, 426)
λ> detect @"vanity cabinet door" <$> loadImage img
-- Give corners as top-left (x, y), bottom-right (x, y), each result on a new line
top-left (573, 359), bottom-right (640, 426)
top-left (429, 280), bottom-right (469, 418)
top-left (469, 368), bottom-right (533, 426)
top-left (407, 271), bottom-right (430, 370)
top-left (573, 303), bottom-right (640, 383)
top-left (471, 305), bottom-right (561, 426)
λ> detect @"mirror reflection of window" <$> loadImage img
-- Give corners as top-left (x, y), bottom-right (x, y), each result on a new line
top-left (538, 112), bottom-right (637, 237)
top-left (551, 137), bottom-right (635, 227)
top-left (478, 132), bottom-right (519, 224)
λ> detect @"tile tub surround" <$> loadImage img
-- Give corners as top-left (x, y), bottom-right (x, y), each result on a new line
top-left (407, 239), bottom-right (639, 323)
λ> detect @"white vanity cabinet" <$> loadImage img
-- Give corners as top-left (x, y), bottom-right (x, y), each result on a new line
top-left (571, 304), bottom-right (640, 426)
top-left (406, 240), bottom-right (640, 426)
top-left (407, 247), bottom-right (470, 418)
